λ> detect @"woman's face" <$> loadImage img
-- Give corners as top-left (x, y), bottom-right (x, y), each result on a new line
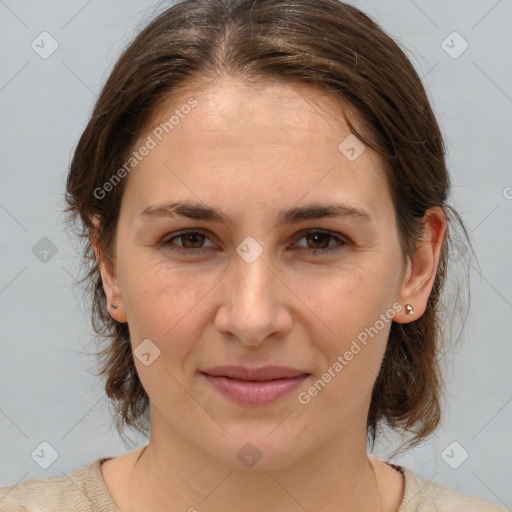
top-left (99, 76), bottom-right (422, 470)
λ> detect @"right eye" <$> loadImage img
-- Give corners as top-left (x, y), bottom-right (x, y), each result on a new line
top-left (163, 230), bottom-right (217, 255)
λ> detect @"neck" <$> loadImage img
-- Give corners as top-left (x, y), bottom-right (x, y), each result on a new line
top-left (127, 410), bottom-right (382, 512)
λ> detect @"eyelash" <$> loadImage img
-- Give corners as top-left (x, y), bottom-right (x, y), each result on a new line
top-left (162, 229), bottom-right (347, 256)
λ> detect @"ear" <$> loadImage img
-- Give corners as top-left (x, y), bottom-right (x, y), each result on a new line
top-left (395, 206), bottom-right (446, 323)
top-left (89, 215), bottom-right (127, 323)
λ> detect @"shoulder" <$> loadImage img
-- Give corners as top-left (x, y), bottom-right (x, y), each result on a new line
top-left (0, 458), bottom-right (118, 512)
top-left (399, 465), bottom-right (508, 511)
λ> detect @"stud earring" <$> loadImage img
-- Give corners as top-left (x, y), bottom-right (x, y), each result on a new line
top-left (111, 303), bottom-right (119, 310)
top-left (405, 304), bottom-right (414, 315)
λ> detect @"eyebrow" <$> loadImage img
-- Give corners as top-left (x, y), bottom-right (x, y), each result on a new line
top-left (139, 200), bottom-right (373, 226)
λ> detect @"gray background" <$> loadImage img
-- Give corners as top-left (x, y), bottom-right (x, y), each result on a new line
top-left (1, 0), bottom-right (511, 508)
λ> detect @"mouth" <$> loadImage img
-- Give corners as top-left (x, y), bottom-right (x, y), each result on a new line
top-left (200, 365), bottom-right (310, 406)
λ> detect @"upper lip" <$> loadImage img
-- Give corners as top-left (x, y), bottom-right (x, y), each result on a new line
top-left (201, 365), bottom-right (309, 381)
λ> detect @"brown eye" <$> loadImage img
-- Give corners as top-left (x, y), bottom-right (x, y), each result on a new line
top-left (176, 232), bottom-right (206, 249)
top-left (163, 230), bottom-right (215, 254)
top-left (163, 228), bottom-right (347, 257)
top-left (294, 229), bottom-right (347, 255)
top-left (305, 232), bottom-right (332, 249)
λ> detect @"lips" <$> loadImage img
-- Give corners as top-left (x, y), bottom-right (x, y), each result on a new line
top-left (200, 365), bottom-right (310, 406)
top-left (201, 365), bottom-right (309, 381)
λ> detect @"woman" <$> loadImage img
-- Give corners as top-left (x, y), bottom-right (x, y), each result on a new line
top-left (0, 0), bottom-right (506, 510)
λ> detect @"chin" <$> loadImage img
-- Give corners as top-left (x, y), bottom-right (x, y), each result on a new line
top-left (202, 426), bottom-right (309, 472)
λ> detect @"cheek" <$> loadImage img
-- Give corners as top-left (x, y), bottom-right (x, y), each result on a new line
top-left (126, 265), bottom-right (216, 406)
top-left (296, 262), bottom-right (396, 398)
top-left (121, 261), bottom-right (219, 364)
top-left (303, 293), bottom-right (392, 421)
top-left (295, 260), bottom-right (397, 340)
top-left (123, 256), bottom-right (200, 315)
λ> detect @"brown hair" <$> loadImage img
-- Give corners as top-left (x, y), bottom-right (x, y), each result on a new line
top-left (63, 0), bottom-right (473, 454)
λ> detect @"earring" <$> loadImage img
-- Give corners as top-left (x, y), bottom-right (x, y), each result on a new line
top-left (111, 303), bottom-right (119, 310)
top-left (405, 304), bottom-right (414, 315)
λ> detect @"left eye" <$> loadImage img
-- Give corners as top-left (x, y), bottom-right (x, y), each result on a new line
top-left (163, 229), bottom-right (347, 255)
top-left (294, 230), bottom-right (347, 254)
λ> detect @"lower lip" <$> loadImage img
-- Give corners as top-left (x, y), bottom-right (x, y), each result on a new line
top-left (202, 373), bottom-right (309, 406)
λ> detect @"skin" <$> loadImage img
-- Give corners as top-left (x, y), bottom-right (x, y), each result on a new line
top-left (91, 75), bottom-right (445, 512)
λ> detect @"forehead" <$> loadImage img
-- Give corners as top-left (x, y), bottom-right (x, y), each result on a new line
top-left (143, 75), bottom-right (364, 145)
top-left (121, 75), bottom-right (392, 224)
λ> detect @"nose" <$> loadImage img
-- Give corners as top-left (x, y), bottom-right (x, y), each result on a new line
top-left (214, 247), bottom-right (292, 347)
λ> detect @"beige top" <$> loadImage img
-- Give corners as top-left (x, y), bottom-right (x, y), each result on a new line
top-left (0, 456), bottom-right (507, 511)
